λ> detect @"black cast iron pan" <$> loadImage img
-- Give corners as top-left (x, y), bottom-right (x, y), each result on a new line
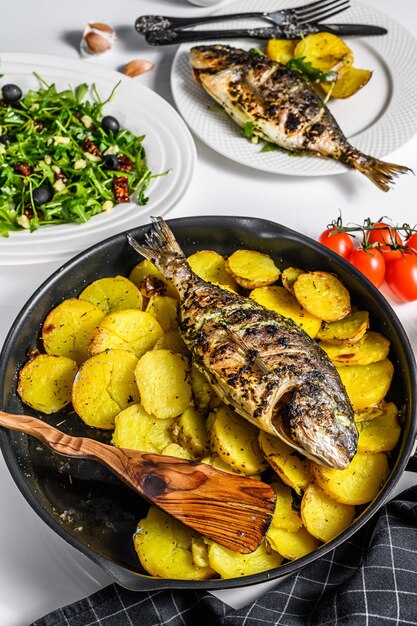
top-left (0, 216), bottom-right (416, 590)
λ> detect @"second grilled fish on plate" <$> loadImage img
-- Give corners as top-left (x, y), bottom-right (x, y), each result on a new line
top-left (128, 217), bottom-right (358, 470)
top-left (189, 45), bottom-right (410, 191)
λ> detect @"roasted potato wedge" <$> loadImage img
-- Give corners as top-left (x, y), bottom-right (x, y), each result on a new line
top-left (112, 403), bottom-right (176, 453)
top-left (320, 331), bottom-right (390, 366)
top-left (210, 406), bottom-right (267, 475)
top-left (294, 32), bottom-right (353, 73)
top-left (135, 349), bottom-right (192, 419)
top-left (267, 525), bottom-right (320, 560)
top-left (266, 38), bottom-right (298, 64)
top-left (337, 359), bottom-right (394, 411)
top-left (250, 285), bottom-right (321, 337)
top-left (259, 431), bottom-right (311, 495)
top-left (293, 271), bottom-right (351, 322)
top-left (208, 540), bottom-right (283, 578)
top-left (317, 310), bottom-right (369, 345)
top-left (42, 298), bottom-right (105, 364)
top-left (322, 67), bottom-right (372, 99)
top-left (145, 296), bottom-right (178, 332)
top-left (301, 483), bottom-right (355, 542)
top-left (18, 354), bottom-right (77, 414)
top-left (357, 403), bottom-right (401, 454)
top-left (72, 349), bottom-right (139, 429)
top-left (88, 309), bottom-right (164, 358)
top-left (129, 259), bottom-right (178, 299)
top-left (311, 452), bottom-right (389, 505)
top-left (79, 275), bottom-right (142, 315)
top-left (187, 250), bottom-right (238, 291)
top-left (225, 249), bottom-right (280, 289)
top-left (281, 267), bottom-right (304, 294)
top-left (134, 506), bottom-right (215, 580)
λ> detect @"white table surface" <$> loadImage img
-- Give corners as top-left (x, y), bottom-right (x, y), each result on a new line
top-left (1, 0), bottom-right (417, 624)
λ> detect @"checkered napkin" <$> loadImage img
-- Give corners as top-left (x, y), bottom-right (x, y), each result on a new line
top-left (32, 484), bottom-right (417, 626)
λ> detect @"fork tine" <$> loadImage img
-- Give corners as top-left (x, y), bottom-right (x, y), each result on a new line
top-left (298, 0), bottom-right (350, 24)
top-left (295, 0), bottom-right (349, 20)
top-left (289, 0), bottom-right (339, 12)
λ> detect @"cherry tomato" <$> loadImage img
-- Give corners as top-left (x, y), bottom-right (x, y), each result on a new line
top-left (348, 248), bottom-right (386, 287)
top-left (367, 221), bottom-right (403, 263)
top-left (406, 232), bottom-right (417, 252)
top-left (318, 227), bottom-right (354, 258)
top-left (385, 252), bottom-right (417, 302)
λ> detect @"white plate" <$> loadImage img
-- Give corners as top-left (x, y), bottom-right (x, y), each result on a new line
top-left (171, 0), bottom-right (417, 176)
top-left (0, 53), bottom-right (196, 265)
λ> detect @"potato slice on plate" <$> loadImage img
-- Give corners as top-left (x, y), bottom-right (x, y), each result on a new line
top-left (281, 267), bottom-right (304, 295)
top-left (356, 403), bottom-right (401, 454)
top-left (135, 349), bottom-right (191, 419)
top-left (337, 359), bottom-right (394, 411)
top-left (266, 38), bottom-right (298, 65)
top-left (88, 309), bottom-right (164, 358)
top-left (225, 250), bottom-right (280, 289)
top-left (134, 506), bottom-right (215, 580)
top-left (311, 452), bottom-right (389, 505)
top-left (145, 295), bottom-right (178, 332)
top-left (79, 275), bottom-right (143, 314)
top-left (267, 525), bottom-right (320, 560)
top-left (293, 272), bottom-right (351, 322)
top-left (250, 285), bottom-right (321, 338)
top-left (187, 250), bottom-right (238, 291)
top-left (18, 354), bottom-right (77, 414)
top-left (259, 431), bottom-right (311, 495)
top-left (112, 403), bottom-right (176, 453)
top-left (129, 258), bottom-right (178, 299)
top-left (301, 484), bottom-right (355, 542)
top-left (322, 67), bottom-right (372, 99)
top-left (42, 298), bottom-right (105, 364)
top-left (316, 310), bottom-right (369, 345)
top-left (294, 32), bottom-right (354, 73)
top-left (320, 331), bottom-right (390, 366)
top-left (210, 405), bottom-right (267, 475)
top-left (72, 349), bottom-right (140, 429)
top-left (208, 540), bottom-right (283, 578)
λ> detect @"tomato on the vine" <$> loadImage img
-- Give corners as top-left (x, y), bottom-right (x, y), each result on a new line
top-left (348, 248), bottom-right (386, 287)
top-left (385, 252), bottom-right (417, 302)
top-left (367, 221), bottom-right (403, 263)
top-left (318, 227), bottom-right (354, 259)
top-left (406, 232), bottom-right (417, 252)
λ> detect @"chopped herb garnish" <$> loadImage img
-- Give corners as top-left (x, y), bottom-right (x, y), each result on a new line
top-left (287, 57), bottom-right (338, 84)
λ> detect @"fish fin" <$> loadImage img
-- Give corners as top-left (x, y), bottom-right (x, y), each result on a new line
top-left (223, 325), bottom-right (270, 375)
top-left (127, 217), bottom-right (185, 262)
top-left (348, 153), bottom-right (412, 192)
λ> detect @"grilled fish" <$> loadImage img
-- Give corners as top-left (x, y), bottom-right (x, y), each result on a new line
top-left (128, 218), bottom-right (358, 469)
top-left (190, 45), bottom-right (410, 192)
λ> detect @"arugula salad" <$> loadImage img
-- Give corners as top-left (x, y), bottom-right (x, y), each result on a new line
top-left (0, 76), bottom-right (161, 237)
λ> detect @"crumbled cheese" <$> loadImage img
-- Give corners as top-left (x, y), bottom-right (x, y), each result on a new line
top-left (53, 136), bottom-right (70, 145)
top-left (30, 103), bottom-right (39, 111)
top-left (84, 152), bottom-right (101, 163)
top-left (81, 115), bottom-right (93, 129)
top-left (53, 179), bottom-right (66, 192)
top-left (103, 145), bottom-right (119, 155)
top-left (0, 144), bottom-right (6, 155)
top-left (44, 155), bottom-right (52, 165)
top-left (73, 159), bottom-right (87, 170)
top-left (17, 215), bottom-right (30, 229)
top-left (51, 165), bottom-right (61, 174)
top-left (102, 200), bottom-right (114, 212)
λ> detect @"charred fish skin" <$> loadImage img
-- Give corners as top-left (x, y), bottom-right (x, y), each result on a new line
top-left (127, 218), bottom-right (358, 469)
top-left (189, 44), bottom-right (410, 191)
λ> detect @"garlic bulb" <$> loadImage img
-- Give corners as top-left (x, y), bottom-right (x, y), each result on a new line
top-left (123, 59), bottom-right (155, 78)
top-left (81, 23), bottom-right (116, 56)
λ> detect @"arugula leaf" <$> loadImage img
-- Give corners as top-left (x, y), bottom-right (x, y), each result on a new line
top-left (242, 121), bottom-right (255, 139)
top-left (287, 57), bottom-right (337, 84)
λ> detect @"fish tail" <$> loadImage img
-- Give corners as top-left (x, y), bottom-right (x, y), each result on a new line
top-left (345, 150), bottom-right (412, 192)
top-left (127, 217), bottom-right (185, 264)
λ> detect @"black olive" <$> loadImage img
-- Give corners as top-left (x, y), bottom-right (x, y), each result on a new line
top-left (103, 154), bottom-right (119, 170)
top-left (33, 186), bottom-right (53, 206)
top-left (2, 84), bottom-right (23, 103)
top-left (101, 115), bottom-right (120, 133)
top-left (0, 133), bottom-right (14, 144)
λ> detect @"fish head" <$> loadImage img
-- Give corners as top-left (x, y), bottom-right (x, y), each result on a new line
top-left (272, 382), bottom-right (358, 469)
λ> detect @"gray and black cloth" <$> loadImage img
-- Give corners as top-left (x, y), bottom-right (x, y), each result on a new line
top-left (32, 485), bottom-right (417, 626)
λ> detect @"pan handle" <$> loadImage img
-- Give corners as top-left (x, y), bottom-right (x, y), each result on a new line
top-left (406, 439), bottom-right (417, 472)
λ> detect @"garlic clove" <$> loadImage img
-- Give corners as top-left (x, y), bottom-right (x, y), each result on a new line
top-left (81, 22), bottom-right (116, 56)
top-left (123, 59), bottom-right (155, 78)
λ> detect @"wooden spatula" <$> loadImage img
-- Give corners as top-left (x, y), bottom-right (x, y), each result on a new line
top-left (0, 411), bottom-right (276, 554)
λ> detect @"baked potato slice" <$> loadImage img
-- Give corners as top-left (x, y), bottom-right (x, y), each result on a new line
top-left (134, 506), bottom-right (215, 580)
top-left (320, 331), bottom-right (390, 366)
top-left (175, 406), bottom-right (209, 459)
top-left (129, 258), bottom-right (178, 299)
top-left (18, 354), bottom-right (78, 414)
top-left (259, 431), bottom-right (311, 495)
top-left (337, 359), bottom-right (394, 411)
top-left (135, 349), bottom-right (192, 419)
top-left (294, 32), bottom-right (353, 73)
top-left (112, 403), bottom-right (176, 453)
top-left (42, 298), bottom-right (105, 364)
top-left (72, 349), bottom-right (139, 429)
top-left (225, 249), bottom-right (280, 289)
top-left (153, 331), bottom-right (190, 357)
top-left (79, 275), bottom-right (143, 315)
top-left (293, 271), bottom-right (351, 322)
top-left (316, 310), bottom-right (369, 345)
top-left (281, 267), bottom-right (304, 295)
top-left (191, 364), bottom-right (215, 415)
top-left (311, 452), bottom-right (389, 505)
top-left (266, 38), bottom-right (298, 64)
top-left (322, 66), bottom-right (372, 99)
top-left (145, 295), bottom-right (178, 332)
top-left (301, 483), bottom-right (355, 542)
top-left (250, 285), bottom-right (321, 337)
top-left (210, 405), bottom-right (267, 475)
top-left (270, 481), bottom-right (303, 532)
top-left (161, 443), bottom-right (194, 460)
top-left (356, 403), bottom-right (401, 453)
top-left (266, 526), bottom-right (320, 560)
top-left (88, 309), bottom-right (164, 358)
top-left (208, 540), bottom-right (283, 578)
top-left (187, 250), bottom-right (238, 291)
